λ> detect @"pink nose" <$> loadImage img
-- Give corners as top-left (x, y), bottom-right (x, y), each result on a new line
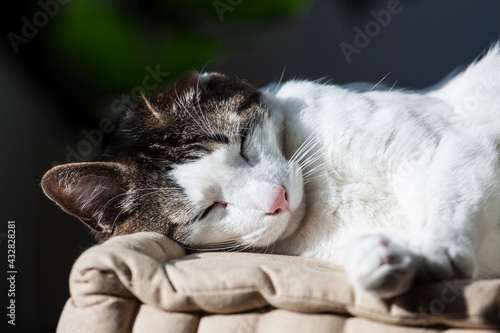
top-left (266, 186), bottom-right (289, 215)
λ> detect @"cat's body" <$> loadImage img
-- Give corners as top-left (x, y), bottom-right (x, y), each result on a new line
top-left (43, 45), bottom-right (500, 298)
top-left (266, 60), bottom-right (500, 296)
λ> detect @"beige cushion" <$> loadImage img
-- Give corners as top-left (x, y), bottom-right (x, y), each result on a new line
top-left (56, 232), bottom-right (500, 332)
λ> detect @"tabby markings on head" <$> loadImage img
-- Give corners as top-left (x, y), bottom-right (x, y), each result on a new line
top-left (42, 73), bottom-right (304, 250)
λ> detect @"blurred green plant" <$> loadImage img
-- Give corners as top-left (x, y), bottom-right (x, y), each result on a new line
top-left (179, 0), bottom-right (308, 22)
top-left (50, 0), bottom-right (309, 93)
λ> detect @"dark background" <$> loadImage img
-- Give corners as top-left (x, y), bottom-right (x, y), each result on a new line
top-left (1, 0), bottom-right (499, 331)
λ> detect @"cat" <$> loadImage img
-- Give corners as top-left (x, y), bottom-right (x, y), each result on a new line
top-left (42, 44), bottom-right (500, 299)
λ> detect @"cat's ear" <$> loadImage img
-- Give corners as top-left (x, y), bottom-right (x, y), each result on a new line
top-left (41, 162), bottom-right (130, 233)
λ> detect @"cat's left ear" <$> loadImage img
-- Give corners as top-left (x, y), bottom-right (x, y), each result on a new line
top-left (41, 162), bottom-right (131, 233)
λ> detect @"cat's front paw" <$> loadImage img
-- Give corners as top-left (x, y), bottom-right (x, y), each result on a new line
top-left (411, 242), bottom-right (476, 282)
top-left (345, 234), bottom-right (418, 299)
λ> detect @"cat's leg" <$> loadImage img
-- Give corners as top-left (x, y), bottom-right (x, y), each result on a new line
top-left (405, 131), bottom-right (500, 282)
top-left (345, 232), bottom-right (419, 298)
top-left (347, 132), bottom-right (500, 298)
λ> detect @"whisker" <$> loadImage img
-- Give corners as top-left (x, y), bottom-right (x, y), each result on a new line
top-left (288, 131), bottom-right (321, 167)
top-left (99, 185), bottom-right (182, 236)
top-left (173, 83), bottom-right (214, 139)
top-left (195, 60), bottom-right (212, 78)
top-left (275, 66), bottom-right (287, 92)
top-left (140, 90), bottom-right (162, 120)
top-left (292, 141), bottom-right (323, 177)
top-left (388, 79), bottom-right (398, 92)
top-left (194, 74), bottom-right (219, 141)
top-left (365, 72), bottom-right (391, 93)
top-left (298, 149), bottom-right (324, 170)
top-left (302, 162), bottom-right (328, 180)
top-left (191, 72), bottom-right (225, 144)
top-left (182, 241), bottom-right (245, 252)
top-left (303, 171), bottom-right (328, 185)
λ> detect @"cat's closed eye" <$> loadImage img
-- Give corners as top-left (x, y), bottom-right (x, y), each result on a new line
top-left (39, 49), bottom-right (500, 301)
top-left (240, 130), bottom-right (250, 163)
top-left (198, 201), bottom-right (228, 221)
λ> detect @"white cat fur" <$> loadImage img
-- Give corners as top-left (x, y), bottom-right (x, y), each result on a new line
top-left (172, 44), bottom-right (500, 298)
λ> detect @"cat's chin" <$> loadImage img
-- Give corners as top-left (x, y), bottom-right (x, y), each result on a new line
top-left (250, 201), bottom-right (306, 248)
top-left (277, 200), bottom-right (306, 241)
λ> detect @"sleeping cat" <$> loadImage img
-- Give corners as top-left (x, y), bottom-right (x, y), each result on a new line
top-left (42, 45), bottom-right (500, 299)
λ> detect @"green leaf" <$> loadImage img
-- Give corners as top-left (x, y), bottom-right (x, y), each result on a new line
top-left (52, 0), bottom-right (218, 92)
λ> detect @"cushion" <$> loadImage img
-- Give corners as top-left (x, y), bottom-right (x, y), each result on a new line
top-left (56, 232), bottom-right (500, 332)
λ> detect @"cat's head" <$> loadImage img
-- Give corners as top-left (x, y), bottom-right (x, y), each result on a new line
top-left (41, 73), bottom-right (305, 250)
